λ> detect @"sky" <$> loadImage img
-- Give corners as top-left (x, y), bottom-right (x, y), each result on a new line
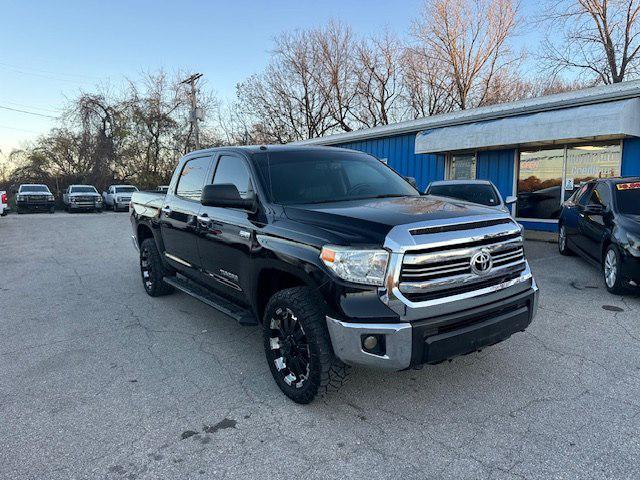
top-left (0, 0), bottom-right (541, 155)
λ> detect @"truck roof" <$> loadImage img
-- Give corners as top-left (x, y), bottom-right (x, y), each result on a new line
top-left (185, 144), bottom-right (356, 157)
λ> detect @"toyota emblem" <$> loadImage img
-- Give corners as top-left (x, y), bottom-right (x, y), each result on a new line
top-left (470, 250), bottom-right (493, 275)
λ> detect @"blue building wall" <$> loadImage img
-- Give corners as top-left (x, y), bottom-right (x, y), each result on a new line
top-left (622, 137), bottom-right (640, 176)
top-left (476, 149), bottom-right (515, 200)
top-left (337, 133), bottom-right (640, 232)
top-left (336, 133), bottom-right (445, 190)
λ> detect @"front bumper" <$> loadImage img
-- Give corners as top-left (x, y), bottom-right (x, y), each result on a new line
top-left (620, 251), bottom-right (640, 282)
top-left (17, 200), bottom-right (55, 210)
top-left (326, 279), bottom-right (538, 370)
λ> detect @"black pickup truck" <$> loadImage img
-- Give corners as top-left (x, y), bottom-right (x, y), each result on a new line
top-left (130, 145), bottom-right (538, 404)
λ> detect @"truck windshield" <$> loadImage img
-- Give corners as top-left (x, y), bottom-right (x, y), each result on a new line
top-left (71, 186), bottom-right (97, 193)
top-left (615, 184), bottom-right (640, 215)
top-left (256, 150), bottom-right (418, 205)
top-left (428, 184), bottom-right (499, 206)
top-left (21, 185), bottom-right (49, 192)
top-left (115, 187), bottom-right (137, 193)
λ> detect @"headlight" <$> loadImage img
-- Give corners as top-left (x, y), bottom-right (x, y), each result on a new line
top-left (17, 195), bottom-right (25, 201)
top-left (320, 245), bottom-right (389, 286)
top-left (627, 232), bottom-right (640, 256)
top-left (47, 195), bottom-right (54, 201)
top-left (70, 197), bottom-right (77, 202)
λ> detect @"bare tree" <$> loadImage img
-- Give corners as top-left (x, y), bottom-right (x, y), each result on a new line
top-left (353, 32), bottom-right (406, 126)
top-left (540, 0), bottom-right (640, 83)
top-left (402, 47), bottom-right (456, 117)
top-left (313, 21), bottom-right (359, 132)
top-left (412, 0), bottom-right (520, 110)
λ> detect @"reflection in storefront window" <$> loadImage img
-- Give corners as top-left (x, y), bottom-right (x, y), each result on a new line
top-left (516, 142), bottom-right (622, 220)
top-left (517, 148), bottom-right (564, 220)
top-left (564, 144), bottom-right (621, 200)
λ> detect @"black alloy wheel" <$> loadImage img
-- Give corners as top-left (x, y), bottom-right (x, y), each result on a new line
top-left (139, 238), bottom-right (174, 297)
top-left (263, 287), bottom-right (349, 404)
top-left (267, 306), bottom-right (311, 390)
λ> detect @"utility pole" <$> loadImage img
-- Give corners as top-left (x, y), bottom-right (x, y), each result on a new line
top-left (180, 73), bottom-right (203, 150)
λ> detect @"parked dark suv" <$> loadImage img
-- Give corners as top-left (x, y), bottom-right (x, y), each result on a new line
top-left (558, 177), bottom-right (640, 293)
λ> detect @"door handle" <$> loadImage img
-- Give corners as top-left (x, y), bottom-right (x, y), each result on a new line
top-left (197, 214), bottom-right (211, 226)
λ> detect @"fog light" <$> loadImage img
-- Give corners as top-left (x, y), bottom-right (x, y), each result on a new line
top-left (363, 335), bottom-right (378, 351)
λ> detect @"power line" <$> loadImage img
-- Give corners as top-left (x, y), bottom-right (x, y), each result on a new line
top-left (0, 105), bottom-right (58, 119)
top-left (0, 124), bottom-right (43, 134)
top-left (0, 100), bottom-right (63, 114)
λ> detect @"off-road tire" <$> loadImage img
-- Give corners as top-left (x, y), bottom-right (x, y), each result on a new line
top-left (603, 244), bottom-right (627, 295)
top-left (139, 238), bottom-right (174, 297)
top-left (263, 287), bottom-right (350, 404)
top-left (48, 206), bottom-right (55, 214)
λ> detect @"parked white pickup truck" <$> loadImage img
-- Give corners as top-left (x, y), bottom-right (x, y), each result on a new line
top-left (0, 190), bottom-right (8, 216)
top-left (102, 185), bottom-right (138, 211)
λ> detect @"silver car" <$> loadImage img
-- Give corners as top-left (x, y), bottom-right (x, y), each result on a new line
top-left (425, 179), bottom-right (517, 215)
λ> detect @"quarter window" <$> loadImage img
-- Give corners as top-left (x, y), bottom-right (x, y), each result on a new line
top-left (176, 156), bottom-right (212, 201)
top-left (213, 156), bottom-right (253, 199)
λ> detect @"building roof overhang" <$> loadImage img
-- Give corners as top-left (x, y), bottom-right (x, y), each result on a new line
top-left (415, 98), bottom-right (640, 153)
top-left (294, 80), bottom-right (640, 147)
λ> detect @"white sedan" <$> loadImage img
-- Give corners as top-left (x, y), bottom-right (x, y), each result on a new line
top-left (425, 180), bottom-right (517, 215)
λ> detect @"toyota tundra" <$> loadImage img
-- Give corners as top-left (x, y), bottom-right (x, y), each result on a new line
top-left (130, 145), bottom-right (538, 403)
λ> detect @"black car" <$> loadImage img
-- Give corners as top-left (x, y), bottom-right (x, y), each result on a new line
top-left (558, 177), bottom-right (640, 293)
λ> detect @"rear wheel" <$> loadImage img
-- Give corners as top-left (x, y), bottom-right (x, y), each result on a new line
top-left (558, 225), bottom-right (572, 256)
top-left (603, 245), bottom-right (626, 294)
top-left (263, 287), bottom-right (349, 404)
top-left (140, 238), bottom-right (174, 297)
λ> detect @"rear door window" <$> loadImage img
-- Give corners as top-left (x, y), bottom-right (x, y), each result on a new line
top-left (176, 156), bottom-right (212, 201)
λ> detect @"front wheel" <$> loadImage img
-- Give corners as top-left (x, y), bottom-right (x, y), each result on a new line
top-left (49, 206), bottom-right (55, 214)
top-left (558, 225), bottom-right (572, 256)
top-left (263, 287), bottom-right (349, 404)
top-left (112, 203), bottom-right (118, 212)
top-left (139, 238), bottom-right (174, 297)
top-left (603, 245), bottom-right (626, 294)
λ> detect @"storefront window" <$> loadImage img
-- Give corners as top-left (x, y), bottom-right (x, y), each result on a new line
top-left (517, 148), bottom-right (564, 220)
top-left (449, 154), bottom-right (476, 180)
top-left (516, 142), bottom-right (622, 220)
top-left (564, 144), bottom-right (621, 200)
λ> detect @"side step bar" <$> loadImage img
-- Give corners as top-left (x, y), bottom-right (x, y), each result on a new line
top-left (163, 275), bottom-right (258, 326)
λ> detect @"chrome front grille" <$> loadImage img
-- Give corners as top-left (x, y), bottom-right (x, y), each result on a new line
top-left (398, 232), bottom-right (526, 298)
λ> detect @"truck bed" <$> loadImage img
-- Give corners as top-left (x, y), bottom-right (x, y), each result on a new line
top-left (130, 191), bottom-right (165, 216)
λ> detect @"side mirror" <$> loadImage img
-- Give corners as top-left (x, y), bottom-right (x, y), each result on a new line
top-left (583, 204), bottom-right (605, 216)
top-left (505, 195), bottom-right (517, 206)
top-left (201, 184), bottom-right (255, 211)
top-left (404, 176), bottom-right (418, 189)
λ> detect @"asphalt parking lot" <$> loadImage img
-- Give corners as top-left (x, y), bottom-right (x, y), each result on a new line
top-left (1, 212), bottom-right (639, 480)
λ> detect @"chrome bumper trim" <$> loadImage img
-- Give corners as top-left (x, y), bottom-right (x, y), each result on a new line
top-left (325, 317), bottom-right (412, 370)
top-left (131, 235), bottom-right (139, 251)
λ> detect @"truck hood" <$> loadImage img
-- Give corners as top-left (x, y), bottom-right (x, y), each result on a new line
top-left (283, 195), bottom-right (508, 244)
